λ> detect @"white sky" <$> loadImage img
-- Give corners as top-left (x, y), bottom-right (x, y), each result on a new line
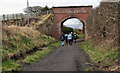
top-left (63, 18), bottom-right (83, 29)
top-left (0, 0), bottom-right (102, 15)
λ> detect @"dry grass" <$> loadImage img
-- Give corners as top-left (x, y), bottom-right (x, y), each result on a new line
top-left (2, 25), bottom-right (55, 62)
top-left (2, 25), bottom-right (57, 71)
top-left (34, 13), bottom-right (52, 26)
top-left (4, 25), bottom-right (40, 37)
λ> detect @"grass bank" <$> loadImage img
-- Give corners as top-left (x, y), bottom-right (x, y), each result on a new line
top-left (2, 25), bottom-right (58, 71)
top-left (81, 39), bottom-right (120, 71)
top-left (2, 41), bottom-right (61, 71)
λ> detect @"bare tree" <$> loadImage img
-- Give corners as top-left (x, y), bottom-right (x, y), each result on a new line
top-left (24, 6), bottom-right (42, 14)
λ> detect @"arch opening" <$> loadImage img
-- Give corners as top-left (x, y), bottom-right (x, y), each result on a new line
top-left (61, 17), bottom-right (85, 34)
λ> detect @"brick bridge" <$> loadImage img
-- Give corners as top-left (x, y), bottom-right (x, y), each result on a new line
top-left (52, 6), bottom-right (92, 40)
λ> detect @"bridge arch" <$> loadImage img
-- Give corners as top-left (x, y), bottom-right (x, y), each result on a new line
top-left (60, 15), bottom-right (86, 24)
top-left (60, 16), bottom-right (85, 33)
top-left (52, 6), bottom-right (92, 40)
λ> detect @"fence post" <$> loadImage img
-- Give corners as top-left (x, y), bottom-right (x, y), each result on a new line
top-left (3, 14), bottom-right (5, 21)
top-left (20, 13), bottom-right (23, 19)
top-left (7, 15), bottom-right (9, 20)
top-left (47, 10), bottom-right (48, 15)
top-left (12, 14), bottom-right (15, 19)
top-left (18, 22), bottom-right (20, 26)
top-left (20, 13), bottom-right (23, 26)
top-left (16, 14), bottom-right (18, 19)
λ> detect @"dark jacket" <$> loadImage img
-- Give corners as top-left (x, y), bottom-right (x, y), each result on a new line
top-left (72, 34), bottom-right (74, 39)
top-left (60, 34), bottom-right (65, 41)
top-left (74, 34), bottom-right (77, 39)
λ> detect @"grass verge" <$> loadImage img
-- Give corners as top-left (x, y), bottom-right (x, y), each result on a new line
top-left (81, 39), bottom-right (120, 71)
top-left (77, 34), bottom-right (85, 39)
top-left (23, 41), bottom-right (61, 64)
top-left (2, 60), bottom-right (23, 71)
top-left (2, 41), bottom-right (61, 71)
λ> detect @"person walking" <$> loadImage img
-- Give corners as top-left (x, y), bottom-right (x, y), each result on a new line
top-left (65, 34), bottom-right (68, 45)
top-left (74, 33), bottom-right (77, 43)
top-left (60, 32), bottom-right (65, 46)
top-left (71, 32), bottom-right (74, 43)
top-left (68, 32), bottom-right (72, 45)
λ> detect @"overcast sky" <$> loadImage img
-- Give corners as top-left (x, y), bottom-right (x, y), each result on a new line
top-left (63, 18), bottom-right (83, 29)
top-left (0, 0), bottom-right (102, 15)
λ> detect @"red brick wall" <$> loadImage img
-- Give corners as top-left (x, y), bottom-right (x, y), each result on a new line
top-left (53, 6), bottom-right (92, 39)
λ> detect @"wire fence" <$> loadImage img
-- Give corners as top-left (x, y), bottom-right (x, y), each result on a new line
top-left (1, 13), bottom-right (26, 20)
top-left (1, 10), bottom-right (52, 26)
top-left (1, 10), bottom-right (52, 21)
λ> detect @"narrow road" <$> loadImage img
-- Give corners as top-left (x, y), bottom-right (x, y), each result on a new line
top-left (24, 39), bottom-right (92, 71)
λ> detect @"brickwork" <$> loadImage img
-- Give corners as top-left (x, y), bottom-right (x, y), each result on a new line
top-left (52, 6), bottom-right (92, 39)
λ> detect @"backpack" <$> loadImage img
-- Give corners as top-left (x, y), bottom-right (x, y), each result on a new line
top-left (68, 34), bottom-right (71, 39)
top-left (61, 35), bottom-right (64, 40)
top-left (74, 34), bottom-right (77, 38)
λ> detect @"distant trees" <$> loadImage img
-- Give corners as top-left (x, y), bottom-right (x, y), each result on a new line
top-left (62, 27), bottom-right (74, 34)
top-left (41, 5), bottom-right (49, 11)
top-left (24, 6), bottom-right (42, 14)
top-left (24, 5), bottom-right (52, 14)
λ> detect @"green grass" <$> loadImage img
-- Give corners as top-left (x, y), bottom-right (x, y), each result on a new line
top-left (2, 22), bottom-right (56, 71)
top-left (77, 34), bottom-right (85, 39)
top-left (2, 33), bottom-right (55, 61)
top-left (2, 41), bottom-right (61, 71)
top-left (23, 49), bottom-right (52, 64)
top-left (42, 35), bottom-right (55, 44)
top-left (81, 39), bottom-right (119, 70)
top-left (23, 41), bottom-right (61, 64)
top-left (2, 34), bottom-right (35, 61)
top-left (20, 35), bottom-right (31, 46)
top-left (23, 48), bottom-right (53, 64)
top-left (2, 60), bottom-right (23, 71)
top-left (85, 67), bottom-right (94, 71)
top-left (48, 41), bottom-right (61, 48)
